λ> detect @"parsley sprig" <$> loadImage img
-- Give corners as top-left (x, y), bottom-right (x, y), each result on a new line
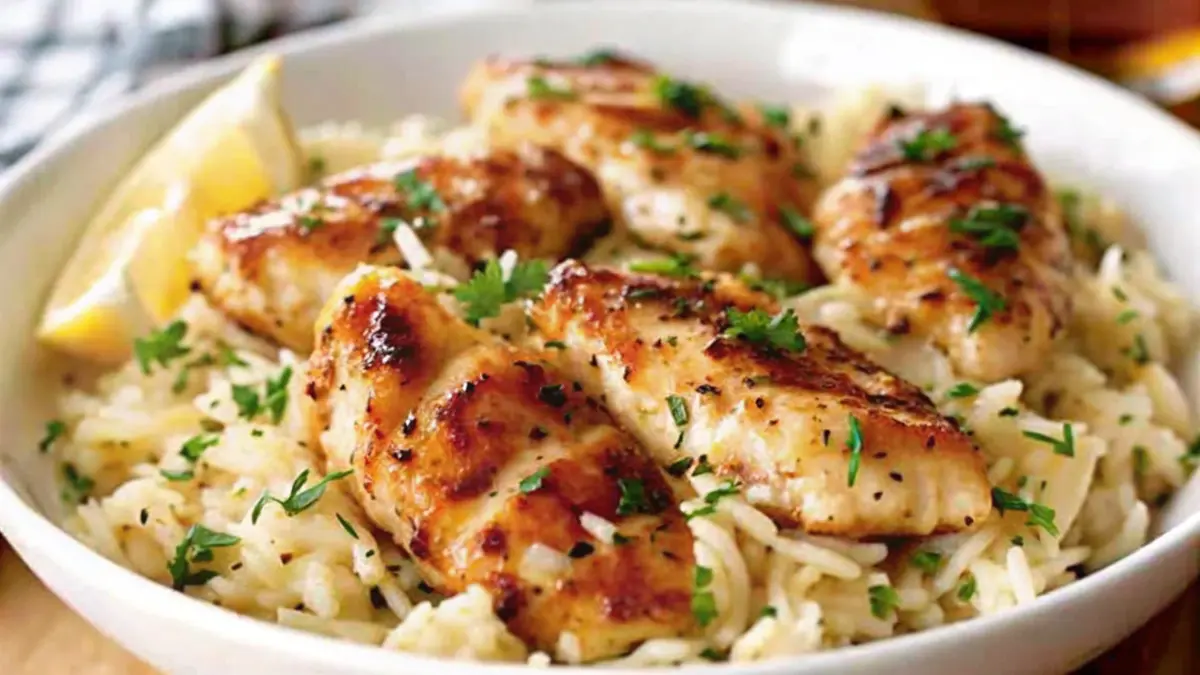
top-left (781, 207), bottom-right (814, 240)
top-left (628, 253), bottom-right (699, 279)
top-left (949, 203), bottom-right (1029, 251)
top-left (526, 75), bottom-right (576, 100)
top-left (948, 268), bottom-right (1006, 333)
top-left (1022, 423), bottom-right (1075, 457)
top-left (250, 469), bottom-right (354, 524)
top-left (230, 366), bottom-right (293, 424)
top-left (684, 480), bottom-right (740, 520)
top-left (168, 524), bottom-right (240, 590)
top-left (723, 307), bottom-right (806, 353)
top-left (454, 258), bottom-right (549, 326)
top-left (868, 584), bottom-right (900, 619)
top-left (898, 127), bottom-right (957, 161)
top-left (708, 192), bottom-right (753, 223)
top-left (683, 130), bottom-right (741, 159)
top-left (134, 321), bottom-right (190, 375)
top-left (653, 76), bottom-right (708, 119)
top-left (991, 487), bottom-right (1059, 536)
top-left (692, 565), bottom-right (718, 626)
top-left (39, 420), bottom-right (66, 453)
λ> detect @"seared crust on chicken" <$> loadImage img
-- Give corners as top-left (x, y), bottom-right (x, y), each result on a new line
top-left (812, 103), bottom-right (1073, 381)
top-left (529, 261), bottom-right (991, 537)
top-left (192, 142), bottom-right (609, 351)
top-left (306, 266), bottom-right (695, 661)
top-left (461, 53), bottom-right (821, 283)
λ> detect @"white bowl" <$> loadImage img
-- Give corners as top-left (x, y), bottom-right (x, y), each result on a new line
top-left (1, 1), bottom-right (1198, 673)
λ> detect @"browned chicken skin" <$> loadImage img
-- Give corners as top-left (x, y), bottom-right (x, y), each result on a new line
top-left (529, 261), bottom-right (991, 537)
top-left (306, 266), bottom-right (695, 661)
top-left (812, 103), bottom-right (1074, 382)
top-left (192, 142), bottom-right (609, 351)
top-left (461, 53), bottom-right (821, 283)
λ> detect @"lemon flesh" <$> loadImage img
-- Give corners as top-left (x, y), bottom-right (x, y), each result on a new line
top-left (36, 55), bottom-right (301, 363)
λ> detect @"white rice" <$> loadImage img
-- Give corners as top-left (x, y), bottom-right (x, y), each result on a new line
top-left (51, 89), bottom-right (1199, 666)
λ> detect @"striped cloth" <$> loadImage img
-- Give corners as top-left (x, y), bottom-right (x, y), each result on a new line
top-left (0, 0), bottom-right (354, 168)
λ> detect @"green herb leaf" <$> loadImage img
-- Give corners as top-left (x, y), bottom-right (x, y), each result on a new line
top-left (298, 215), bottom-right (323, 232)
top-left (957, 574), bottom-right (977, 601)
top-left (337, 513), bottom-right (359, 539)
top-left (1022, 423), bottom-right (1075, 457)
top-left (217, 344), bottom-right (248, 367)
top-left (1124, 334), bottom-right (1150, 365)
top-left (265, 367), bottom-right (292, 424)
top-left (231, 384), bottom-right (260, 420)
top-left (897, 127), bottom-right (957, 161)
top-left (628, 253), bottom-right (699, 279)
top-left (911, 550), bottom-right (942, 574)
top-left (666, 457), bottom-right (694, 477)
top-left (947, 382), bottom-right (980, 399)
top-left (758, 103), bottom-right (790, 129)
top-left (653, 76), bottom-right (707, 118)
top-left (781, 206), bottom-right (815, 240)
top-left (394, 168), bottom-right (447, 215)
top-left (948, 268), bottom-right (1006, 333)
top-left (683, 130), bottom-right (741, 159)
top-left (991, 487), bottom-right (1059, 536)
top-left (994, 113), bottom-right (1024, 150)
top-left (60, 463), bottom-right (93, 504)
top-left (167, 523), bottom-right (240, 590)
top-left (846, 414), bottom-right (864, 487)
top-left (454, 258), bottom-right (549, 326)
top-left (692, 565), bottom-right (718, 626)
top-left (948, 203), bottom-right (1028, 251)
top-left (250, 469), bottom-right (354, 524)
top-left (519, 466), bottom-right (551, 494)
top-left (707, 192), bottom-right (753, 223)
top-left (759, 605), bottom-right (779, 619)
top-left (666, 395), bottom-right (689, 427)
top-left (133, 320), bottom-right (191, 375)
top-left (868, 584), bottom-right (900, 619)
top-left (741, 274), bottom-right (810, 300)
top-left (38, 420), bottom-right (66, 453)
top-left (180, 434), bottom-right (219, 463)
top-left (616, 478), bottom-right (648, 516)
top-left (526, 74), bottom-right (576, 101)
top-left (692, 456), bottom-right (714, 476)
top-left (160, 468), bottom-right (195, 482)
top-left (629, 129), bottom-right (676, 154)
top-left (723, 307), bottom-right (806, 353)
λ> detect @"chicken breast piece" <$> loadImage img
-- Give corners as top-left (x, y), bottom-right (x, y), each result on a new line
top-left (192, 142), bottom-right (609, 351)
top-left (305, 266), bottom-right (695, 661)
top-left (461, 52), bottom-right (821, 283)
top-left (529, 261), bottom-right (991, 537)
top-left (812, 103), bottom-right (1074, 382)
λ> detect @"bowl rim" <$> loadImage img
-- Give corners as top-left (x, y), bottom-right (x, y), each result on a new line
top-left (1, 1), bottom-right (1198, 672)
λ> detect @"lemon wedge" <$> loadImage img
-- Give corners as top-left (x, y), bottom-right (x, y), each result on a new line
top-left (36, 55), bottom-right (302, 363)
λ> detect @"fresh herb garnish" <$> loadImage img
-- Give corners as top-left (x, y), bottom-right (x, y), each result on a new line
top-left (898, 127), bottom-right (957, 161)
top-left (994, 113), bottom-right (1024, 149)
top-left (957, 574), bottom-right (977, 601)
top-left (991, 487), bottom-right (1059, 536)
top-left (707, 192), bottom-right (752, 223)
top-left (846, 414), bottom-right (864, 487)
top-left (947, 382), bottom-right (980, 399)
top-left (628, 253), bottom-right (699, 278)
top-left (60, 463), bottom-right (93, 503)
top-left (526, 75), bottom-right (576, 100)
top-left (629, 129), bottom-right (675, 154)
top-left (948, 268), bottom-right (1006, 333)
top-left (758, 103), bottom-right (790, 129)
top-left (683, 130), bottom-right (741, 159)
top-left (576, 48), bottom-right (618, 66)
top-left (616, 478), bottom-right (653, 516)
top-left (692, 565), bottom-right (718, 626)
top-left (454, 258), bottom-right (549, 326)
top-left (39, 420), bottom-right (66, 453)
top-left (167, 524), bottom-right (240, 590)
top-left (519, 466), bottom-right (550, 494)
top-left (723, 307), bottom-right (806, 353)
top-left (133, 321), bottom-right (190, 375)
top-left (1116, 309), bottom-right (1138, 325)
top-left (666, 395), bottom-right (689, 428)
top-left (759, 605), bottom-right (779, 619)
top-left (1022, 423), bottom-right (1075, 457)
top-left (394, 168), bottom-right (447, 218)
top-left (949, 203), bottom-right (1028, 251)
top-left (1124, 334), bottom-right (1150, 365)
top-left (250, 469), bottom-right (354, 524)
top-left (781, 206), bottom-right (814, 240)
top-left (654, 76), bottom-right (707, 118)
top-left (692, 456), bottom-right (714, 476)
top-left (911, 550), bottom-right (942, 574)
top-left (741, 275), bottom-right (810, 300)
top-left (685, 480), bottom-right (741, 520)
top-left (666, 457), bottom-right (694, 477)
top-left (868, 584), bottom-right (900, 619)
top-left (337, 513), bottom-right (359, 539)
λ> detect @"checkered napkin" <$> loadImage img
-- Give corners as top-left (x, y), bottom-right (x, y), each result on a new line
top-left (0, 0), bottom-right (355, 169)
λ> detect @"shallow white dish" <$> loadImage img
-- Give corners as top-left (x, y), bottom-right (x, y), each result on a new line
top-left (0, 1), bottom-right (1198, 673)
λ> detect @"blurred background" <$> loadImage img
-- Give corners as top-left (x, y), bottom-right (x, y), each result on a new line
top-left (0, 1), bottom-right (1196, 674)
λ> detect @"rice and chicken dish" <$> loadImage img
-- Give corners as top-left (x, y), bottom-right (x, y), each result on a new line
top-left (39, 51), bottom-right (1200, 666)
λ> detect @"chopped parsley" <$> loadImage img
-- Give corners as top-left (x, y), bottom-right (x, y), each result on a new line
top-left (707, 192), bottom-right (752, 223)
top-left (948, 203), bottom-right (1028, 251)
top-left (999, 407), bottom-right (1020, 417)
top-left (297, 214), bottom-right (323, 232)
top-left (741, 274), bottom-right (810, 300)
top-left (666, 457), bottom-right (694, 477)
top-left (1181, 437), bottom-right (1200, 470)
top-left (231, 367), bottom-right (292, 423)
top-left (1124, 334), bottom-right (1150, 365)
top-left (250, 469), bottom-right (354, 524)
top-left (133, 321), bottom-right (190, 375)
top-left (654, 76), bottom-right (708, 118)
top-left (991, 487), bottom-right (1059, 536)
top-left (454, 258), bottom-right (549, 326)
top-left (947, 382), bottom-right (980, 399)
top-left (160, 468), bottom-right (195, 482)
top-left (1133, 446), bottom-right (1149, 477)
top-left (1022, 423), bottom-right (1075, 457)
top-left (911, 550), bottom-right (942, 574)
top-left (948, 268), bottom-right (1006, 333)
top-left (957, 573), bottom-right (977, 601)
top-left (699, 648), bottom-right (724, 661)
top-left (544, 340), bottom-right (567, 350)
top-left (336, 513), bottom-right (359, 539)
top-left (1116, 309), bottom-right (1138, 325)
top-left (519, 466), bottom-right (551, 494)
top-left (686, 480), bottom-right (741, 520)
top-left (629, 129), bottom-right (675, 154)
top-left (692, 456), bottom-right (714, 476)
top-left (846, 414), bottom-right (864, 487)
top-left (1118, 413), bottom-right (1135, 426)
top-left (38, 419), bottom-right (66, 453)
top-left (60, 463), bottom-right (93, 503)
top-left (168, 524), bottom-right (240, 590)
top-left (868, 584), bottom-right (900, 619)
top-left (994, 113), bottom-right (1024, 149)
top-left (898, 127), bottom-right (957, 161)
top-left (780, 206), bottom-right (814, 240)
top-left (683, 130), bottom-right (741, 159)
top-left (723, 307), bottom-right (806, 353)
top-left (616, 478), bottom-right (661, 516)
top-left (526, 75), bottom-right (576, 100)
top-left (758, 103), bottom-right (790, 129)
top-left (576, 48), bottom-right (618, 66)
top-left (307, 155), bottom-right (326, 178)
top-left (612, 532), bottom-right (633, 546)
top-left (666, 395), bottom-right (689, 427)
top-left (692, 565), bottom-right (718, 626)
top-left (759, 605), bottom-right (779, 619)
top-left (628, 253), bottom-right (699, 278)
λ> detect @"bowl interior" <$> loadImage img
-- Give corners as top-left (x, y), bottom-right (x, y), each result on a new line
top-left (0, 1), bottom-right (1198, 672)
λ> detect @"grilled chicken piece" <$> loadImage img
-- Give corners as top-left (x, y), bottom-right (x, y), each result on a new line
top-left (529, 261), bottom-right (991, 537)
top-left (305, 266), bottom-right (695, 661)
top-left (192, 142), bottom-right (609, 352)
top-left (460, 53), bottom-right (820, 283)
top-left (812, 103), bottom-right (1073, 382)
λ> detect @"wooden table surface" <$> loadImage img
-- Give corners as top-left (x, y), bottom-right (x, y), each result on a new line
top-left (0, 539), bottom-right (1194, 674)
